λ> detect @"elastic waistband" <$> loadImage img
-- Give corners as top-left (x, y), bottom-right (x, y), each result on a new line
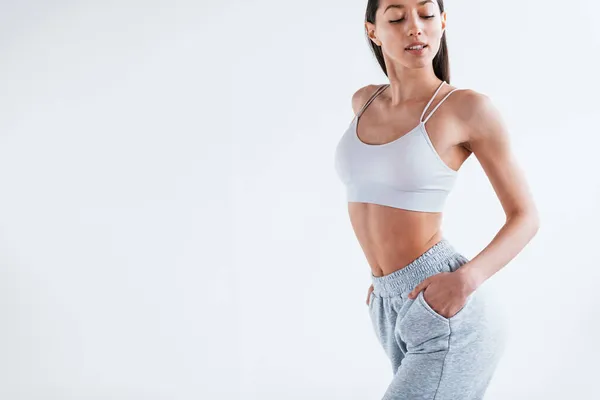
top-left (371, 239), bottom-right (463, 297)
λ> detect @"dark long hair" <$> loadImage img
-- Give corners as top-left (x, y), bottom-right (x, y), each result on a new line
top-left (365, 0), bottom-right (450, 83)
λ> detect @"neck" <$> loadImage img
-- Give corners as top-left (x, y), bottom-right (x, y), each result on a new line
top-left (384, 67), bottom-right (443, 106)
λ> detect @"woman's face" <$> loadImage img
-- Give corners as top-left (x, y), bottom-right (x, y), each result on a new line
top-left (367, 0), bottom-right (447, 68)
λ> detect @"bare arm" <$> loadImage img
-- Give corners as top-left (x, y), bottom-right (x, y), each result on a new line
top-left (455, 91), bottom-right (540, 290)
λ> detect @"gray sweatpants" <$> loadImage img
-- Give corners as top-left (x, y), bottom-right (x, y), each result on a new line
top-left (368, 239), bottom-right (507, 400)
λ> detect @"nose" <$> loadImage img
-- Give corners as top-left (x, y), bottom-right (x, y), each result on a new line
top-left (407, 16), bottom-right (424, 37)
top-left (408, 26), bottom-right (423, 37)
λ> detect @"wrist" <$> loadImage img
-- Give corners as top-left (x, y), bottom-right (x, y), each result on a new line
top-left (457, 265), bottom-right (484, 293)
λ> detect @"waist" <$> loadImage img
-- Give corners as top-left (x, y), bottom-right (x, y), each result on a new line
top-left (370, 238), bottom-right (467, 297)
top-left (370, 234), bottom-right (446, 277)
top-left (348, 203), bottom-right (445, 276)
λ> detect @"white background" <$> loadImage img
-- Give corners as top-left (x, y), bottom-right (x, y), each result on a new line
top-left (1, 0), bottom-right (599, 399)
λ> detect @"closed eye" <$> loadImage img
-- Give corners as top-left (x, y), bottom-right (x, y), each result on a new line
top-left (390, 15), bottom-right (435, 23)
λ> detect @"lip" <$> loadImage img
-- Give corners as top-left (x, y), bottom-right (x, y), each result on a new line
top-left (405, 42), bottom-right (428, 50)
top-left (405, 42), bottom-right (428, 56)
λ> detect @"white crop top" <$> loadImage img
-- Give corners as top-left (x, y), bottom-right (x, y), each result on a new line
top-left (334, 81), bottom-right (462, 212)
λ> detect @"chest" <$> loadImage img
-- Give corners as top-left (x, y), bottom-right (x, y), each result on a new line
top-left (355, 106), bottom-right (461, 153)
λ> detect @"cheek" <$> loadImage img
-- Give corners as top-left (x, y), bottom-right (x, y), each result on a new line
top-left (378, 26), bottom-right (399, 42)
top-left (380, 28), bottom-right (409, 48)
top-left (425, 28), bottom-right (444, 50)
top-left (431, 25), bottom-right (445, 41)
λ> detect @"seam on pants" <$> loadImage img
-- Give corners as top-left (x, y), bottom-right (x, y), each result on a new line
top-left (432, 321), bottom-right (452, 400)
top-left (432, 256), bottom-right (455, 400)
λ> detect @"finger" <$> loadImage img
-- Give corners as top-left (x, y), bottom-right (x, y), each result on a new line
top-left (409, 280), bottom-right (427, 299)
top-left (408, 284), bottom-right (421, 299)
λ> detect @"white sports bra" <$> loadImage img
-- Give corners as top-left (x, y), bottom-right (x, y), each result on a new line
top-left (333, 81), bottom-right (463, 212)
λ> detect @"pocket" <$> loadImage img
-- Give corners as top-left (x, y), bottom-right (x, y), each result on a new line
top-left (417, 290), bottom-right (471, 321)
top-left (368, 291), bottom-right (375, 311)
top-left (448, 254), bottom-right (470, 273)
top-left (398, 293), bottom-right (450, 352)
top-left (367, 293), bottom-right (383, 345)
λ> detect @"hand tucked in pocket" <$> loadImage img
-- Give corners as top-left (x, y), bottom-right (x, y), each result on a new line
top-left (366, 283), bottom-right (374, 306)
top-left (407, 270), bottom-right (476, 319)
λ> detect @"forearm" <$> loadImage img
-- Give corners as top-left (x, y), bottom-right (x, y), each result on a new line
top-left (458, 211), bottom-right (540, 292)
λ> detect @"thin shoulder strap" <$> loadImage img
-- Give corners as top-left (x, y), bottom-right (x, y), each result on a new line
top-left (419, 81), bottom-right (447, 123)
top-left (357, 84), bottom-right (389, 117)
top-left (421, 83), bottom-right (462, 124)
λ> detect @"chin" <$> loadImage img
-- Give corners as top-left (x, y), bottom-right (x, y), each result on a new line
top-left (405, 59), bottom-right (432, 68)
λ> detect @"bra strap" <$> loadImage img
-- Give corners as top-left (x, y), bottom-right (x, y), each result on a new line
top-left (357, 84), bottom-right (389, 117)
top-left (419, 81), bottom-right (447, 123)
top-left (421, 87), bottom-right (462, 124)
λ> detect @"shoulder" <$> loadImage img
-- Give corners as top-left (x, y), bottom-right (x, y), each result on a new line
top-left (451, 89), bottom-right (506, 139)
top-left (351, 84), bottom-right (385, 115)
top-left (450, 88), bottom-right (509, 151)
top-left (451, 88), bottom-right (501, 127)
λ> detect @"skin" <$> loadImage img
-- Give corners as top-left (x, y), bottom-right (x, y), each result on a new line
top-left (359, 0), bottom-right (540, 317)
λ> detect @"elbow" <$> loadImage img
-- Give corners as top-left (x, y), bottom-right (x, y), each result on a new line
top-left (507, 207), bottom-right (540, 236)
top-left (528, 207), bottom-right (541, 234)
top-left (530, 216), bottom-right (540, 237)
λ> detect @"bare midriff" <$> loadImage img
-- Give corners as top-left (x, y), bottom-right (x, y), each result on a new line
top-left (348, 202), bottom-right (444, 277)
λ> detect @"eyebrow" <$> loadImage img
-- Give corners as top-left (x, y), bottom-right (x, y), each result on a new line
top-left (384, 0), bottom-right (435, 13)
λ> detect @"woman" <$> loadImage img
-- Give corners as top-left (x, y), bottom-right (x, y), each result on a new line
top-left (333, 0), bottom-right (540, 399)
